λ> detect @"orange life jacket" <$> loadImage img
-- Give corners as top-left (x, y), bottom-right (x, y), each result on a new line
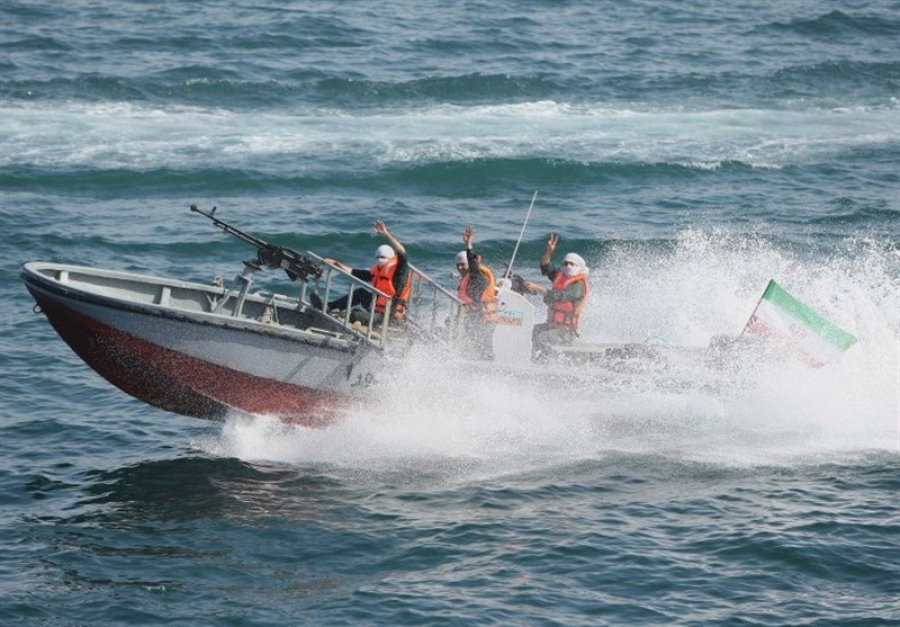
top-left (547, 271), bottom-right (589, 333)
top-left (457, 265), bottom-right (498, 322)
top-left (369, 257), bottom-right (411, 320)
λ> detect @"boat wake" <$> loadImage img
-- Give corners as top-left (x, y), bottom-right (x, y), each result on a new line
top-left (196, 334), bottom-right (895, 480)
top-left (195, 229), bottom-right (898, 477)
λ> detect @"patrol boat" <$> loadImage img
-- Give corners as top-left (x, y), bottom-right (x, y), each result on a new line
top-left (21, 205), bottom-right (548, 427)
top-left (24, 206), bottom-right (791, 427)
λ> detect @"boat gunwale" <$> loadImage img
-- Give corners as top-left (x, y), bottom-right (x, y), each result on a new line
top-left (21, 261), bottom-right (362, 352)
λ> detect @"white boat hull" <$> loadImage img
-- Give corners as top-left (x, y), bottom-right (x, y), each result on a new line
top-left (22, 261), bottom-right (745, 427)
top-left (22, 262), bottom-right (379, 426)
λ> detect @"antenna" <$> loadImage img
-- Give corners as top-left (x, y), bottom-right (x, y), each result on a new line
top-left (504, 190), bottom-right (538, 281)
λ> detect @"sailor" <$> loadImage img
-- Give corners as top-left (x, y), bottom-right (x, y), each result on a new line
top-left (317, 220), bottom-right (411, 324)
top-left (455, 226), bottom-right (498, 360)
top-left (522, 232), bottom-right (589, 358)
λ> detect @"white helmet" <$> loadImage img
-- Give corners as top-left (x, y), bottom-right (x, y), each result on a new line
top-left (375, 244), bottom-right (395, 267)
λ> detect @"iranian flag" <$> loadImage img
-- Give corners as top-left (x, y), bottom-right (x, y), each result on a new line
top-left (742, 280), bottom-right (857, 367)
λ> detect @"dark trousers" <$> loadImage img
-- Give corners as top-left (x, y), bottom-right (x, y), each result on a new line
top-left (328, 290), bottom-right (373, 312)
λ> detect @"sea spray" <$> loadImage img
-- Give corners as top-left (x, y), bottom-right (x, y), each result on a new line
top-left (197, 226), bottom-right (898, 473)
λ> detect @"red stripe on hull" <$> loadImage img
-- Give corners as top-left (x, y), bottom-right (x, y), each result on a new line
top-left (29, 289), bottom-right (349, 427)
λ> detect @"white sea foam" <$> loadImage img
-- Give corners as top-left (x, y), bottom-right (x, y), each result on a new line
top-left (2, 100), bottom-right (897, 171)
top-left (198, 229), bottom-right (898, 475)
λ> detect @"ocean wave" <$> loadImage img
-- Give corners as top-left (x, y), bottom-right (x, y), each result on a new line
top-left (4, 59), bottom-right (897, 111)
top-left (770, 9), bottom-right (899, 38)
top-left (0, 158), bottom-right (802, 200)
top-left (2, 98), bottom-right (896, 183)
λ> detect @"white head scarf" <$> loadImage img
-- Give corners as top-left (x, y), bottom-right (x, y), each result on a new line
top-left (375, 244), bottom-right (395, 267)
top-left (455, 250), bottom-right (468, 267)
top-left (562, 252), bottom-right (588, 277)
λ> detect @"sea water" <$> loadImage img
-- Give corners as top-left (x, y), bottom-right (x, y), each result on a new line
top-left (1, 1), bottom-right (898, 625)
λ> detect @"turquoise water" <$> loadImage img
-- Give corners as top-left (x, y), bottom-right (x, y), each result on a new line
top-left (1, 1), bottom-right (898, 625)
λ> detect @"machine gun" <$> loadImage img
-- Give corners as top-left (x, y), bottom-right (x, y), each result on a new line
top-left (190, 204), bottom-right (322, 282)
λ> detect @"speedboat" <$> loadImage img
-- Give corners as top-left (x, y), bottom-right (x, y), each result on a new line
top-left (23, 207), bottom-right (846, 427)
top-left (21, 206), bottom-right (474, 426)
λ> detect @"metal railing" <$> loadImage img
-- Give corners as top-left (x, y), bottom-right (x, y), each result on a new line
top-left (302, 253), bottom-right (464, 349)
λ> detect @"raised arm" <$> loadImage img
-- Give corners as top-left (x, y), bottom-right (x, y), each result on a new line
top-left (374, 220), bottom-right (406, 256)
top-left (522, 232), bottom-right (560, 295)
top-left (462, 226), bottom-right (474, 251)
top-left (463, 226), bottom-right (483, 271)
top-left (540, 232), bottom-right (558, 268)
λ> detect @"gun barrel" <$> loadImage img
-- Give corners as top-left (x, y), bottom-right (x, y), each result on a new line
top-left (191, 204), bottom-right (322, 281)
top-left (191, 204), bottom-right (270, 250)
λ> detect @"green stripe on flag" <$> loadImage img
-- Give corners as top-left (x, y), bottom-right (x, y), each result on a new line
top-left (762, 280), bottom-right (857, 351)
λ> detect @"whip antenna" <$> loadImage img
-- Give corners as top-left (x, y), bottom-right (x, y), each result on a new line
top-left (504, 190), bottom-right (538, 280)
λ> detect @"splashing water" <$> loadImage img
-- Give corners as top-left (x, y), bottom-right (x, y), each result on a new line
top-left (195, 227), bottom-right (898, 475)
